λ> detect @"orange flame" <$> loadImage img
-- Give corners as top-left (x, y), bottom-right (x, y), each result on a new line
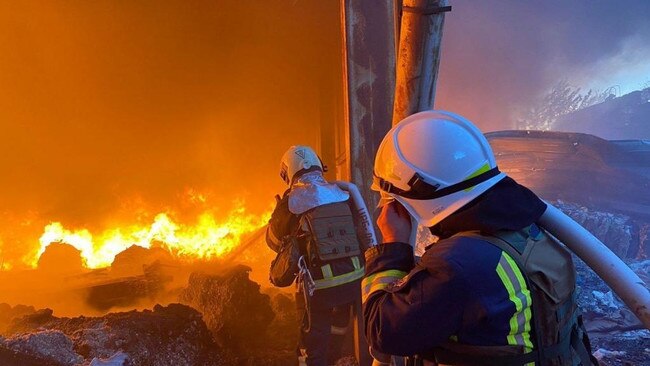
top-left (31, 204), bottom-right (271, 269)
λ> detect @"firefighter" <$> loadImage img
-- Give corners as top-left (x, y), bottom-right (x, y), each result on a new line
top-left (364, 111), bottom-right (597, 365)
top-left (266, 145), bottom-right (367, 366)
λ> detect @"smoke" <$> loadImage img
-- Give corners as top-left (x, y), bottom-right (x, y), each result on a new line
top-left (0, 1), bottom-right (342, 268)
top-left (436, 0), bottom-right (650, 131)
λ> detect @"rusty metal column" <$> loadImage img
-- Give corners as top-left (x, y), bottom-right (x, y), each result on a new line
top-left (392, 0), bottom-right (450, 125)
top-left (341, 1), bottom-right (397, 365)
top-left (341, 0), bottom-right (396, 213)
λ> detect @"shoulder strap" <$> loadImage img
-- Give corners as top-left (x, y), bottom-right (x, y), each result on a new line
top-left (454, 230), bottom-right (528, 271)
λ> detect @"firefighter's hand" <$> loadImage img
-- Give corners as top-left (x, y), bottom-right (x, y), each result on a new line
top-left (377, 200), bottom-right (411, 243)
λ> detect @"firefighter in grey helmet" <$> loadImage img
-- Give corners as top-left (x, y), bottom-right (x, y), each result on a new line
top-left (266, 145), bottom-right (367, 366)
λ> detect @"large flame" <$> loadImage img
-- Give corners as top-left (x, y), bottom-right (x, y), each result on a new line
top-left (31, 204), bottom-right (271, 269)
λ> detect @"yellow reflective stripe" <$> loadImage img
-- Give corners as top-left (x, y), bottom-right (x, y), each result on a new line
top-left (464, 162), bottom-right (490, 192)
top-left (496, 253), bottom-right (534, 351)
top-left (361, 269), bottom-right (407, 303)
top-left (503, 254), bottom-right (533, 351)
top-left (313, 266), bottom-right (365, 290)
top-left (321, 264), bottom-right (333, 278)
top-left (504, 254), bottom-right (533, 349)
top-left (496, 263), bottom-right (521, 346)
top-left (362, 269), bottom-right (406, 293)
top-left (351, 256), bottom-right (361, 270)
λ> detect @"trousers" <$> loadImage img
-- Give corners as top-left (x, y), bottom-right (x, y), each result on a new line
top-left (297, 298), bottom-right (353, 366)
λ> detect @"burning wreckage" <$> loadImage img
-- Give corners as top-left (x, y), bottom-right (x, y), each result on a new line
top-left (0, 131), bottom-right (647, 365)
top-left (0, 192), bottom-right (362, 365)
top-left (0, 252), bottom-right (296, 366)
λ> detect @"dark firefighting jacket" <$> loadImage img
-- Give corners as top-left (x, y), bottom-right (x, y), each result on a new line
top-left (362, 177), bottom-right (552, 358)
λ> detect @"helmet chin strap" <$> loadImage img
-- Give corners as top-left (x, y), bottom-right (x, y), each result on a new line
top-left (374, 167), bottom-right (501, 201)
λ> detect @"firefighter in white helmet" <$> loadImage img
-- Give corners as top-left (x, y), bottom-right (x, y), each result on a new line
top-left (266, 145), bottom-right (368, 366)
top-left (363, 111), bottom-right (597, 365)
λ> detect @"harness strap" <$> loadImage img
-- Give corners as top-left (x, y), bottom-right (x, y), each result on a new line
top-left (373, 167), bottom-right (501, 201)
top-left (572, 314), bottom-right (599, 366)
top-left (433, 346), bottom-right (538, 366)
top-left (434, 313), bottom-right (577, 365)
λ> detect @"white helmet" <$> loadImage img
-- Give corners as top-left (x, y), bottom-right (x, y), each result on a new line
top-left (279, 145), bottom-right (325, 185)
top-left (372, 110), bottom-right (506, 227)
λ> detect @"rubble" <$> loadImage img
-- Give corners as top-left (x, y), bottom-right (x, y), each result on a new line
top-left (574, 256), bottom-right (650, 365)
top-left (1, 330), bottom-right (83, 366)
top-left (6, 308), bottom-right (56, 335)
top-left (551, 202), bottom-right (650, 361)
top-left (591, 330), bottom-right (650, 366)
top-left (0, 303), bottom-right (37, 334)
top-left (0, 343), bottom-right (64, 366)
top-left (554, 201), bottom-right (642, 259)
top-left (1, 303), bottom-right (224, 366)
top-left (89, 351), bottom-right (129, 366)
top-left (178, 265), bottom-right (275, 352)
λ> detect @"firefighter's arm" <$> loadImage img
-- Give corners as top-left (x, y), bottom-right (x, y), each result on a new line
top-left (362, 201), bottom-right (465, 356)
top-left (362, 243), bottom-right (466, 356)
top-left (265, 190), bottom-right (296, 253)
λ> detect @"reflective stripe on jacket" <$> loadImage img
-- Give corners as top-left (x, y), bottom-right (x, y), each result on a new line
top-left (362, 236), bottom-right (535, 357)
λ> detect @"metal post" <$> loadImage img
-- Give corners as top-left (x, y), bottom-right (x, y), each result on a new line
top-left (341, 0), bottom-right (397, 212)
top-left (341, 1), bottom-right (397, 365)
top-left (392, 0), bottom-right (450, 125)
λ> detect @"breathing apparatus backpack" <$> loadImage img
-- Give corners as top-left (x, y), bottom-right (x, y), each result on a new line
top-left (294, 200), bottom-right (364, 292)
top-left (300, 201), bottom-right (361, 263)
top-left (269, 199), bottom-right (365, 292)
top-left (431, 225), bottom-right (597, 366)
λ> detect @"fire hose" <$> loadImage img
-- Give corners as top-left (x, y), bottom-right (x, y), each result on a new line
top-left (538, 202), bottom-right (650, 329)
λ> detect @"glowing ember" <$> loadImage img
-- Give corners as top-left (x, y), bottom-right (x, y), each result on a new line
top-left (31, 206), bottom-right (270, 269)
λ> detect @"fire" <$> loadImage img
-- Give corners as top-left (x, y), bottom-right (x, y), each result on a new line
top-left (31, 205), bottom-right (271, 269)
